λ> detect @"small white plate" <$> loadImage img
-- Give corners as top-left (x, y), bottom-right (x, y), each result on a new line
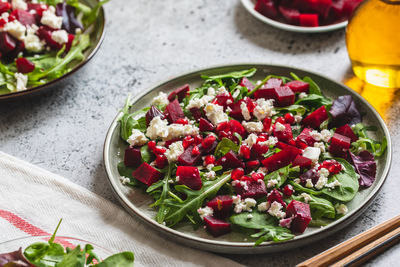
top-left (241, 0), bottom-right (347, 33)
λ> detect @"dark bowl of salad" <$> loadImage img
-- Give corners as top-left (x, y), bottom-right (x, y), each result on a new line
top-left (0, 0), bottom-right (106, 101)
top-left (103, 64), bottom-right (391, 254)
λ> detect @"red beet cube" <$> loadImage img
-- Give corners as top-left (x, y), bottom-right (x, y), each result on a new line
top-left (219, 151), bottom-right (245, 170)
top-left (286, 200), bottom-right (312, 233)
top-left (228, 100), bottom-right (244, 121)
top-left (278, 6), bottom-right (300, 25)
top-left (12, 10), bottom-right (36, 26)
top-left (250, 143), bottom-right (269, 160)
top-left (302, 106), bottom-right (328, 129)
top-left (255, 0), bottom-right (279, 19)
top-left (299, 14), bottom-right (319, 27)
top-left (329, 133), bottom-right (351, 157)
top-left (206, 195), bottom-right (233, 218)
top-left (275, 86), bottom-right (295, 107)
top-left (146, 105), bottom-right (165, 126)
top-left (273, 123), bottom-right (293, 143)
top-left (65, 34), bottom-right (74, 53)
top-left (239, 77), bottom-right (254, 91)
top-left (203, 216), bottom-right (231, 237)
top-left (335, 124), bottom-right (358, 143)
top-left (165, 99), bottom-right (185, 123)
top-left (168, 84), bottom-right (189, 102)
top-left (254, 87), bottom-right (275, 100)
top-left (296, 128), bottom-right (316, 146)
top-left (276, 142), bottom-right (303, 155)
top-left (176, 166), bottom-right (202, 190)
top-left (262, 147), bottom-right (301, 172)
top-left (214, 93), bottom-right (234, 109)
top-left (199, 118), bottom-right (214, 132)
top-left (37, 26), bottom-right (62, 49)
top-left (132, 162), bottom-right (163, 186)
top-left (235, 179), bottom-right (267, 199)
top-left (292, 155), bottom-right (312, 169)
top-left (0, 2), bottom-right (11, 14)
top-left (124, 147), bottom-right (142, 168)
top-left (285, 80), bottom-right (309, 93)
top-left (178, 145), bottom-right (202, 166)
top-left (0, 32), bottom-right (16, 54)
top-left (190, 107), bottom-right (203, 121)
top-left (267, 189), bottom-right (286, 207)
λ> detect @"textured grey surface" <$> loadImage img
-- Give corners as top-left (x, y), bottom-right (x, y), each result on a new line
top-left (1, 0), bottom-right (399, 266)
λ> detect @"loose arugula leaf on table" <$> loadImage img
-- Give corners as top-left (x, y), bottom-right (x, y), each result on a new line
top-left (214, 138), bottom-right (239, 158)
top-left (163, 173), bottom-right (231, 226)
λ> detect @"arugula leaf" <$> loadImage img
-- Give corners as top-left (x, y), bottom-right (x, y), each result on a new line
top-left (303, 77), bottom-right (322, 95)
top-left (119, 96), bottom-right (150, 141)
top-left (275, 104), bottom-right (307, 116)
top-left (117, 162), bottom-right (139, 186)
top-left (214, 138), bottom-right (239, 158)
top-left (140, 145), bottom-right (152, 163)
top-left (295, 94), bottom-right (332, 109)
top-left (94, 252), bottom-right (134, 267)
top-left (163, 173), bottom-right (231, 226)
top-left (264, 165), bottom-right (290, 188)
top-left (202, 68), bottom-right (256, 81)
top-left (56, 245), bottom-right (86, 267)
top-left (82, 0), bottom-right (109, 26)
top-left (350, 123), bottom-right (387, 157)
top-left (293, 194), bottom-right (335, 219)
top-left (152, 165), bottom-right (173, 223)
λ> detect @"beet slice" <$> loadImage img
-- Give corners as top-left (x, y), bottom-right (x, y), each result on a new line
top-left (203, 216), bottom-right (231, 237)
top-left (190, 107), bottom-right (203, 121)
top-left (165, 99), bottom-right (185, 123)
top-left (274, 86), bottom-right (295, 107)
top-left (329, 133), bottom-right (351, 157)
top-left (296, 128), bottom-right (315, 146)
top-left (178, 145), bottom-right (202, 166)
top-left (250, 143), bottom-right (269, 160)
top-left (198, 139), bottom-right (218, 155)
top-left (273, 123), bottom-right (293, 143)
top-left (16, 58), bottom-right (35, 74)
top-left (168, 84), bottom-right (190, 102)
top-left (132, 162), bottom-right (163, 186)
top-left (262, 147), bottom-right (300, 172)
top-left (285, 80), bottom-right (309, 93)
top-left (146, 105), bottom-right (165, 126)
top-left (276, 142), bottom-right (303, 155)
top-left (12, 10), bottom-right (36, 26)
top-left (267, 189), bottom-right (286, 207)
top-left (235, 179), bottom-right (268, 199)
top-left (199, 118), bottom-right (214, 132)
top-left (302, 106), bottom-right (329, 129)
top-left (176, 166), bottom-right (202, 190)
top-left (124, 147), bottom-right (142, 168)
top-left (219, 151), bottom-right (245, 170)
top-left (255, 0), bottom-right (279, 19)
top-left (299, 14), bottom-right (319, 27)
top-left (293, 155), bottom-right (312, 170)
top-left (0, 33), bottom-right (16, 54)
top-left (206, 195), bottom-right (233, 218)
top-left (335, 124), bottom-right (358, 143)
top-left (286, 200), bottom-right (312, 233)
top-left (37, 26), bottom-right (62, 50)
top-left (254, 87), bottom-right (275, 100)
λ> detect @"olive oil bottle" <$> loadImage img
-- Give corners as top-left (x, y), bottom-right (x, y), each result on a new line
top-left (346, 0), bottom-right (400, 88)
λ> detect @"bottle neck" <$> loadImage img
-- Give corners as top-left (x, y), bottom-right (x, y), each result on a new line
top-left (380, 0), bottom-right (400, 5)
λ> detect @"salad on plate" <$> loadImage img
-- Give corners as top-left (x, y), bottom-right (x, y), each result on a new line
top-left (0, 0), bottom-right (107, 95)
top-left (117, 68), bottom-right (386, 245)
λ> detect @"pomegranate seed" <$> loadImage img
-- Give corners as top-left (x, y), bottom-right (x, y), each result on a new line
top-left (263, 118), bottom-right (272, 132)
top-left (251, 172), bottom-right (264, 181)
top-left (201, 134), bottom-right (216, 149)
top-left (0, 2), bottom-right (11, 14)
top-left (192, 145), bottom-right (200, 156)
top-left (183, 136), bottom-right (194, 149)
top-left (239, 145), bottom-right (251, 159)
top-left (231, 168), bottom-right (244, 180)
top-left (319, 160), bottom-right (342, 174)
top-left (240, 176), bottom-right (252, 182)
top-left (257, 136), bottom-right (267, 143)
top-left (153, 146), bottom-right (166, 155)
top-left (283, 185), bottom-right (294, 197)
top-left (275, 117), bottom-right (286, 124)
top-left (216, 121), bottom-right (228, 132)
top-left (246, 160), bottom-right (260, 170)
top-left (147, 141), bottom-right (156, 150)
top-left (8, 14), bottom-right (15, 22)
top-left (246, 99), bottom-right (256, 113)
top-left (0, 19), bottom-right (6, 28)
top-left (175, 118), bottom-right (188, 125)
top-left (284, 113), bottom-right (295, 124)
top-left (155, 154), bottom-right (168, 169)
top-left (204, 155), bottom-right (216, 165)
top-left (16, 57), bottom-right (35, 74)
top-left (193, 135), bottom-right (203, 145)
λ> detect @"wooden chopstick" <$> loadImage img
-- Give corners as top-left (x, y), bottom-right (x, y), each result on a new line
top-left (296, 214), bottom-right (400, 267)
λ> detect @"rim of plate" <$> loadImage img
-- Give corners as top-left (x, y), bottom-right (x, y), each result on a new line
top-left (241, 0), bottom-right (348, 33)
top-left (103, 63), bottom-right (391, 251)
top-left (0, 1), bottom-right (106, 101)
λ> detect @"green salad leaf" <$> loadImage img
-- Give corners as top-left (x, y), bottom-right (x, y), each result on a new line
top-left (295, 94), bottom-right (332, 109)
top-left (351, 123), bottom-right (387, 157)
top-left (202, 68), bottom-right (256, 81)
top-left (293, 194), bottom-right (336, 219)
top-left (119, 96), bottom-right (149, 141)
top-left (214, 138), bottom-right (239, 158)
top-left (94, 252), bottom-right (135, 267)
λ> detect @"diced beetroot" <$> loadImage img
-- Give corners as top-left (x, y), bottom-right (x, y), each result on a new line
top-left (307, 0), bottom-right (332, 19)
top-left (255, 0), bottom-right (279, 19)
top-left (300, 168), bottom-right (320, 185)
top-left (124, 147), bottom-right (142, 168)
top-left (0, 33), bottom-right (16, 54)
top-left (254, 87), bottom-right (275, 100)
top-left (214, 93), bottom-right (234, 109)
top-left (198, 139), bottom-right (218, 155)
top-left (11, 10), bottom-right (36, 26)
top-left (283, 184), bottom-right (294, 197)
top-left (0, 2), bottom-right (11, 14)
top-left (0, 18), bottom-right (6, 28)
top-left (199, 118), bottom-right (214, 132)
top-left (267, 189), bottom-right (286, 207)
top-left (16, 57), bottom-right (35, 74)
top-left (216, 120), bottom-right (246, 142)
top-left (190, 107), bottom-right (203, 121)
top-left (204, 155), bottom-right (216, 166)
top-left (28, 3), bottom-right (47, 17)
top-left (178, 145), bottom-right (203, 166)
top-left (265, 78), bottom-right (283, 88)
top-left (201, 135), bottom-right (216, 150)
top-left (155, 154), bottom-right (168, 169)
top-left (335, 124), bottom-right (358, 143)
top-left (284, 113), bottom-right (295, 124)
top-left (219, 151), bottom-right (245, 170)
top-left (285, 80), bottom-right (310, 93)
top-left (146, 105), bottom-right (165, 126)
top-left (293, 155), bottom-right (312, 170)
top-left (329, 133), bottom-right (351, 157)
top-left (37, 26), bottom-right (62, 49)
top-left (302, 106), bottom-right (328, 129)
top-left (296, 128), bottom-right (315, 146)
top-left (65, 34), bottom-right (74, 53)
top-left (239, 77), bottom-right (254, 91)
top-left (206, 195), bottom-right (233, 218)
top-left (5, 40), bottom-right (24, 60)
top-left (176, 166), bottom-right (202, 190)
top-left (275, 86), bottom-right (295, 107)
top-left (273, 123), bottom-right (293, 143)
top-left (286, 200), bottom-right (312, 233)
top-left (132, 162), bottom-right (163, 186)
top-left (235, 179), bottom-right (268, 199)
top-left (165, 99), bottom-right (185, 123)
top-left (228, 100), bottom-right (244, 121)
top-left (299, 14), bottom-right (319, 27)
top-left (329, 0), bottom-right (346, 20)
top-left (279, 6), bottom-right (300, 25)
top-left (276, 142), bottom-right (303, 155)
top-left (231, 167), bottom-right (245, 180)
top-left (261, 147), bottom-right (301, 172)
top-left (246, 160), bottom-right (260, 172)
top-left (168, 84), bottom-right (190, 102)
top-left (203, 216), bottom-right (231, 237)
top-left (250, 143), bottom-right (269, 160)
top-left (263, 117), bottom-right (272, 132)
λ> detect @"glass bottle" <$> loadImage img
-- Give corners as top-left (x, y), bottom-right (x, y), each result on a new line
top-left (346, 0), bottom-right (400, 88)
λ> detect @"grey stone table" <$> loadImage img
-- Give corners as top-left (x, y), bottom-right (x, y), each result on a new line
top-left (1, 0), bottom-right (399, 266)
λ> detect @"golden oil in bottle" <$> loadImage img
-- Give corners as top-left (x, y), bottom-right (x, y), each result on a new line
top-left (346, 0), bottom-right (400, 88)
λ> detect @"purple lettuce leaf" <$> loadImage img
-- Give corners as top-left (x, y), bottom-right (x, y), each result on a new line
top-left (350, 150), bottom-right (377, 187)
top-left (0, 248), bottom-right (35, 267)
top-left (329, 95), bottom-right (362, 127)
top-left (56, 3), bottom-right (83, 34)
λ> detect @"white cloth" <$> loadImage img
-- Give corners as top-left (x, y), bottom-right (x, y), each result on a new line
top-left (0, 152), bottom-right (242, 267)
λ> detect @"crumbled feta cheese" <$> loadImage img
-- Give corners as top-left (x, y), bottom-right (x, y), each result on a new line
top-left (146, 117), bottom-right (199, 141)
top-left (14, 73), bottom-right (28, 91)
top-left (152, 92), bottom-right (169, 106)
top-left (232, 195), bottom-right (241, 205)
top-left (267, 178), bottom-right (279, 188)
top-left (257, 201), bottom-right (270, 212)
top-left (242, 121), bottom-right (263, 133)
top-left (243, 133), bottom-right (258, 148)
top-left (336, 204), bottom-right (348, 215)
top-left (12, 0), bottom-right (27, 10)
top-left (217, 86), bottom-right (229, 96)
top-left (186, 94), bottom-right (214, 109)
top-left (204, 171), bottom-right (216, 180)
top-left (232, 89), bottom-right (240, 99)
top-left (240, 101), bottom-right (251, 121)
top-left (127, 129), bottom-right (148, 146)
top-left (310, 130), bottom-right (322, 141)
top-left (1, 12), bottom-right (9, 22)
top-left (206, 164), bottom-right (214, 171)
top-left (204, 103), bottom-right (228, 126)
top-left (294, 115), bottom-right (302, 123)
top-left (325, 179), bottom-right (341, 189)
top-left (4, 20), bottom-right (26, 40)
top-left (207, 87), bottom-right (215, 96)
top-left (318, 167), bottom-right (330, 178)
top-left (240, 181), bottom-right (249, 191)
top-left (197, 206), bottom-right (214, 219)
top-left (275, 121), bottom-right (286, 132)
top-left (320, 129), bottom-right (332, 142)
top-left (51, 29), bottom-right (68, 45)
top-left (302, 147), bottom-right (321, 163)
top-left (268, 201), bottom-right (286, 219)
top-left (244, 198), bottom-right (257, 208)
top-left (259, 136), bottom-right (278, 147)
top-left (226, 99), bottom-right (232, 105)
top-left (24, 25), bottom-right (44, 52)
top-left (293, 178), bottom-right (301, 184)
top-left (257, 167), bottom-right (268, 176)
top-left (305, 179), bottom-right (314, 188)
top-left (301, 193), bottom-right (312, 203)
top-left (41, 8), bottom-right (63, 29)
top-left (299, 92), bottom-right (308, 99)
top-left (253, 98), bottom-right (275, 120)
top-left (164, 141), bottom-right (184, 162)
top-left (315, 168), bottom-right (329, 190)
top-left (175, 176), bottom-right (180, 182)
top-left (314, 142), bottom-right (326, 153)
top-left (233, 197), bottom-right (256, 213)
top-left (120, 176), bottom-right (131, 185)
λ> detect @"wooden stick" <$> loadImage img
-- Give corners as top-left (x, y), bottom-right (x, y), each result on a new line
top-left (296, 214), bottom-right (400, 267)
